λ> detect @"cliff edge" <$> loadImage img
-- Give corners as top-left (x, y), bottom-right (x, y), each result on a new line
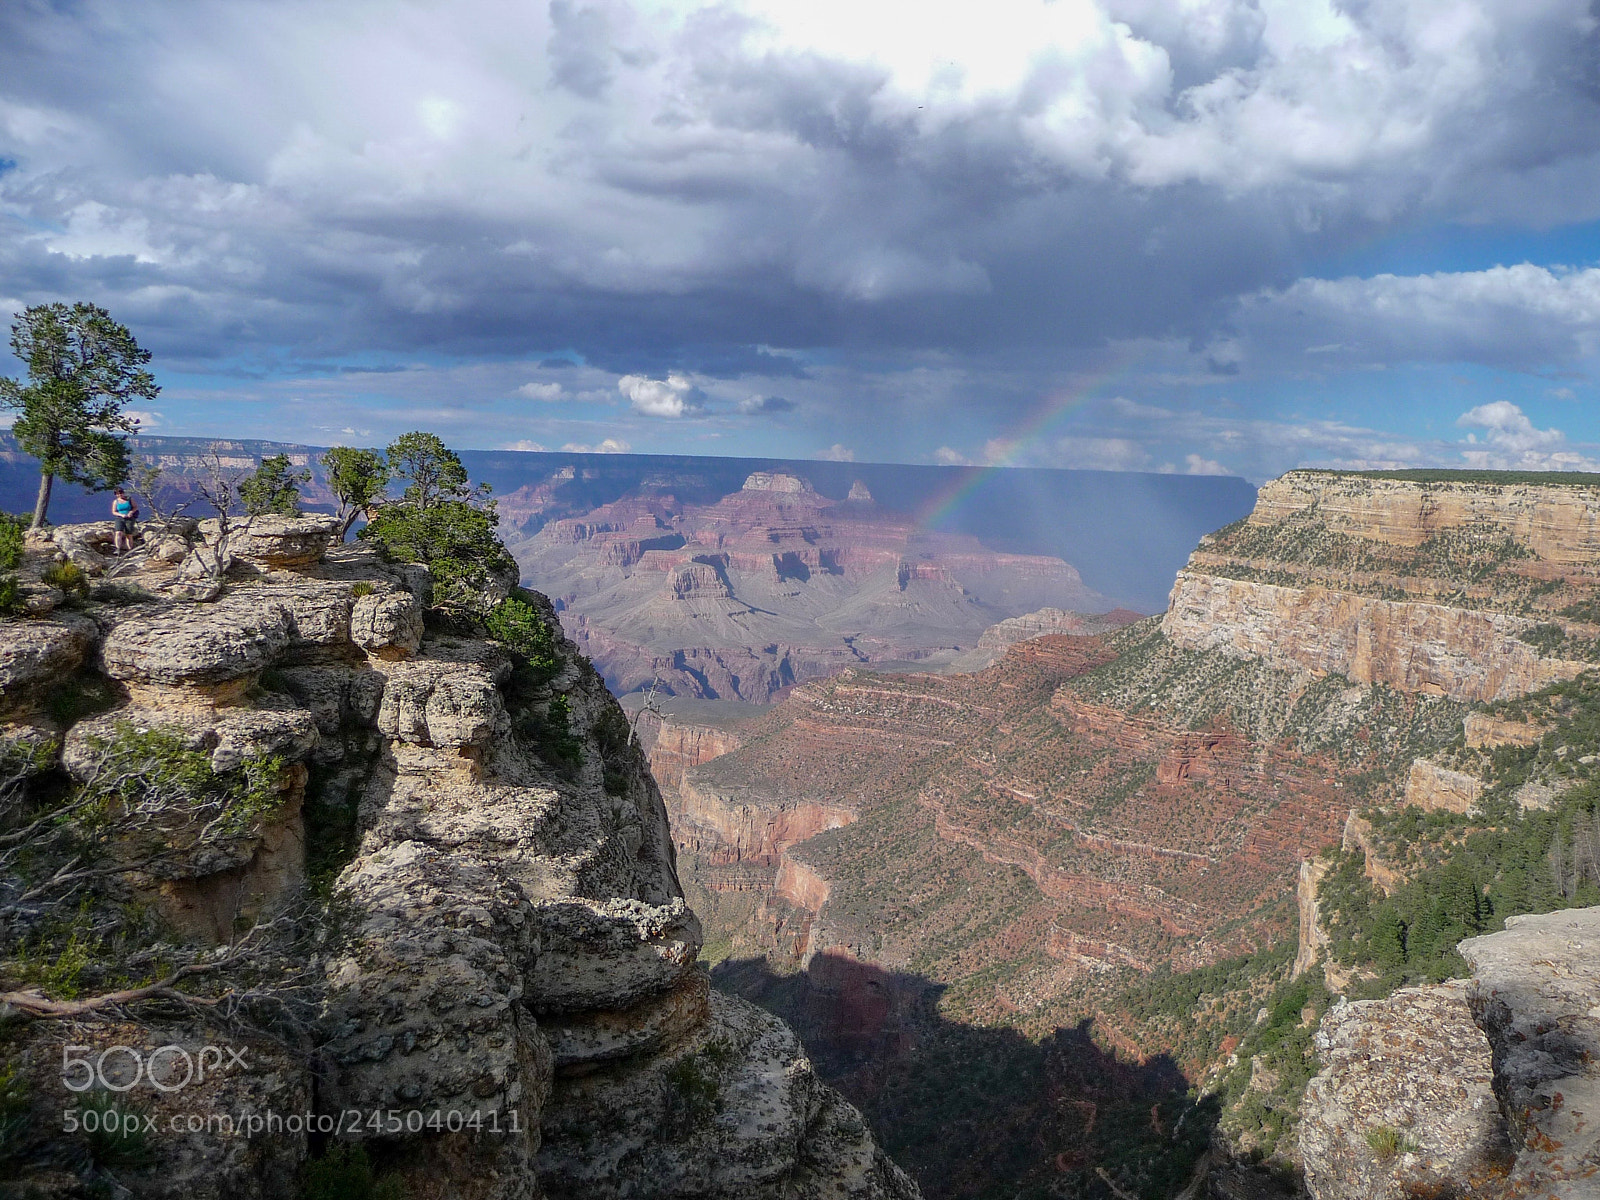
top-left (1302, 906), bottom-right (1600, 1199)
top-left (0, 516), bottom-right (918, 1200)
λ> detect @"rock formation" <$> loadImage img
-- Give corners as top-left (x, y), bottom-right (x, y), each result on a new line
top-left (1163, 470), bottom-right (1600, 702)
top-left (0, 517), bottom-right (918, 1199)
top-left (1301, 907), bottom-right (1600, 1199)
top-left (508, 472), bottom-right (1110, 702)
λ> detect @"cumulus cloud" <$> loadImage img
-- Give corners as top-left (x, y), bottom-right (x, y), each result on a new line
top-left (504, 439), bottom-right (548, 451)
top-left (1456, 401), bottom-right (1597, 470)
top-left (737, 394), bottom-right (795, 415)
top-left (818, 443), bottom-right (855, 461)
top-left (618, 373), bottom-right (704, 418)
top-left (932, 446), bottom-right (971, 466)
top-left (1182, 453), bottom-right (1228, 476)
top-left (560, 438), bottom-right (632, 453)
top-left (1048, 437), bottom-right (1151, 472)
top-left (516, 382), bottom-right (564, 401)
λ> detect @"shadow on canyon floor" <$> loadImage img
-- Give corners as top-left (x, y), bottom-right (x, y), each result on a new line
top-left (713, 952), bottom-right (1221, 1200)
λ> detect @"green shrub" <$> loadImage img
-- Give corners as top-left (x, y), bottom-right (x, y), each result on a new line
top-left (42, 559), bottom-right (89, 598)
top-left (78, 1092), bottom-right (155, 1169)
top-left (72, 722), bottom-right (286, 840)
top-left (0, 513), bottom-right (24, 571)
top-left (486, 595), bottom-right (560, 681)
top-left (238, 453), bottom-right (310, 516)
top-left (360, 500), bottom-right (514, 610)
top-left (302, 1143), bottom-right (403, 1200)
top-left (1364, 1124), bottom-right (1417, 1159)
top-left (662, 1050), bottom-right (724, 1135)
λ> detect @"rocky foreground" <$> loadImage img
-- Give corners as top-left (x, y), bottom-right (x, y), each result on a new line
top-left (0, 517), bottom-right (918, 1199)
top-left (1302, 907), bottom-right (1600, 1199)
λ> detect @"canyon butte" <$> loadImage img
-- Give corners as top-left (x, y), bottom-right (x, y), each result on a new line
top-left (504, 469), bottom-right (1116, 702)
top-left (644, 469), bottom-right (1600, 1199)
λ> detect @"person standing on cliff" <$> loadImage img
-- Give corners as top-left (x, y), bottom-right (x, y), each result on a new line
top-left (110, 486), bottom-right (138, 554)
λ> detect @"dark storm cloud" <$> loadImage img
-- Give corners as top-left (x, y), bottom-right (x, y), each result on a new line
top-left (2, 0), bottom-right (1600, 472)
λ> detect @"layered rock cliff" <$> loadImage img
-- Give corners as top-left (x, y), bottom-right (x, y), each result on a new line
top-left (649, 468), bottom-right (1600, 1198)
top-left (0, 517), bottom-right (917, 1199)
top-left (1163, 470), bottom-right (1600, 702)
top-left (510, 471), bottom-right (1109, 702)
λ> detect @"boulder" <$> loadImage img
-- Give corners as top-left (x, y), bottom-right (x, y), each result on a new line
top-left (1301, 983), bottom-right (1506, 1200)
top-left (1461, 908), bottom-right (1600, 1198)
top-left (525, 896), bottom-right (703, 1015)
top-left (352, 587), bottom-right (424, 657)
top-left (375, 659), bottom-right (505, 748)
top-left (197, 513), bottom-right (340, 568)
top-left (101, 595), bottom-right (295, 685)
top-left (50, 522), bottom-right (115, 576)
top-left (0, 613), bottom-right (98, 708)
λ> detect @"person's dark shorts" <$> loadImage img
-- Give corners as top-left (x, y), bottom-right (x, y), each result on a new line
top-left (116, 516), bottom-right (136, 535)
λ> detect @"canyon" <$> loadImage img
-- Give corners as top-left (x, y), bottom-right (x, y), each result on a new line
top-left (645, 469), bottom-right (1600, 1199)
top-left (508, 470), bottom-right (1116, 702)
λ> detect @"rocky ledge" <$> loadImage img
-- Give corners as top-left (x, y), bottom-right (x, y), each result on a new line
top-left (0, 518), bottom-right (918, 1200)
top-left (1301, 906), bottom-right (1600, 1199)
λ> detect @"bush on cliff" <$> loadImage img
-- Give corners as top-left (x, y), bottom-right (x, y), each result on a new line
top-left (0, 511), bottom-right (24, 614)
top-left (1, 723), bottom-right (289, 1004)
top-left (238, 452), bottom-right (310, 517)
top-left (486, 592), bottom-right (560, 681)
top-left (358, 431), bottom-right (515, 610)
top-left (363, 499), bottom-right (514, 608)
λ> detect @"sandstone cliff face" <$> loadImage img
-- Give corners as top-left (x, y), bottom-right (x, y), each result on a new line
top-left (635, 712), bottom-right (747, 794)
top-left (1301, 906), bottom-right (1600, 1200)
top-left (1162, 471), bottom-right (1600, 703)
top-left (1250, 473), bottom-right (1600, 563)
top-left (0, 519), bottom-right (917, 1200)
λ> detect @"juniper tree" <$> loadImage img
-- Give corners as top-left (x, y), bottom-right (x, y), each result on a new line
top-left (239, 453), bottom-right (311, 516)
top-left (322, 446), bottom-right (389, 536)
top-left (0, 303), bottom-right (158, 528)
top-left (359, 431), bottom-right (514, 609)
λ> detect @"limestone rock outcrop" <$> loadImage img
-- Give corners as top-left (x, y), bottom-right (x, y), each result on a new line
top-left (1163, 471), bottom-right (1600, 703)
top-left (1302, 983), bottom-right (1506, 1199)
top-left (1460, 908), bottom-right (1600, 1197)
top-left (0, 521), bottom-right (918, 1200)
top-left (1249, 472), bottom-right (1600, 563)
top-left (1301, 906), bottom-right (1600, 1200)
top-left (1163, 572), bottom-right (1582, 702)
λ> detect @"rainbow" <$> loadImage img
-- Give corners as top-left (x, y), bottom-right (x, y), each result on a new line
top-left (914, 349), bottom-right (1144, 530)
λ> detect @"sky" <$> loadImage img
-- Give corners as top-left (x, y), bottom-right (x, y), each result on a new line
top-left (3, 0), bottom-right (1600, 482)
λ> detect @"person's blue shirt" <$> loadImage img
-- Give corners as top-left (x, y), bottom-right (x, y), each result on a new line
top-left (113, 497), bottom-right (133, 518)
